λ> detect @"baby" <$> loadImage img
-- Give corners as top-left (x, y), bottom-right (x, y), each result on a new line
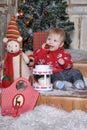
top-left (34, 28), bottom-right (85, 90)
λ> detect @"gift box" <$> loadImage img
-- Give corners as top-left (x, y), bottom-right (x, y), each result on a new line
top-left (33, 32), bottom-right (48, 51)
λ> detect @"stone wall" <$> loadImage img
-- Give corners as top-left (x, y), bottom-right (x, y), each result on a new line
top-left (0, 0), bottom-right (18, 60)
top-left (66, 0), bottom-right (87, 50)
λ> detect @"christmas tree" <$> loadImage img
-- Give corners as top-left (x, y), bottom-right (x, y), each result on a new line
top-left (17, 0), bottom-right (74, 51)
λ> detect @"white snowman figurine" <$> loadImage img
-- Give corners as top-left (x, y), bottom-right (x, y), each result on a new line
top-left (2, 15), bottom-right (32, 88)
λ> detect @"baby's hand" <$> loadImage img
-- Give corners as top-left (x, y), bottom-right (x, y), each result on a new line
top-left (58, 58), bottom-right (65, 65)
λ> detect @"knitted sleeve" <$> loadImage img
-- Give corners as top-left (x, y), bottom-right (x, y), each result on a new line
top-left (34, 47), bottom-right (48, 65)
top-left (59, 51), bottom-right (73, 69)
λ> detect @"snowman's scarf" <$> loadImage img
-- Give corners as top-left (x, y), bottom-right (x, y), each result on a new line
top-left (5, 52), bottom-right (20, 78)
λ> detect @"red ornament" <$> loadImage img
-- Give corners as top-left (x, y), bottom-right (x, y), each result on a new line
top-left (44, 11), bottom-right (49, 15)
top-left (28, 38), bottom-right (31, 43)
top-left (19, 10), bottom-right (24, 18)
top-left (0, 83), bottom-right (2, 88)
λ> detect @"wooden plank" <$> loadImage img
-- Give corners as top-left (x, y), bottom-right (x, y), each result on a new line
top-left (73, 62), bottom-right (87, 77)
top-left (36, 95), bottom-right (87, 112)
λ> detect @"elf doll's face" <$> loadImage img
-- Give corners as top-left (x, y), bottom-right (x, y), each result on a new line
top-left (7, 41), bottom-right (20, 53)
top-left (46, 33), bottom-right (64, 51)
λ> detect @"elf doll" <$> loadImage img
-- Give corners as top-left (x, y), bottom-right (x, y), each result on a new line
top-left (2, 15), bottom-right (31, 88)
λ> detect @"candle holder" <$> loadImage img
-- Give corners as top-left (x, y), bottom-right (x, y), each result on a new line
top-left (33, 65), bottom-right (53, 91)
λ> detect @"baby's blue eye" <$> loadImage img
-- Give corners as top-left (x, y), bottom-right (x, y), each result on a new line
top-left (48, 37), bottom-right (51, 40)
top-left (54, 40), bottom-right (57, 42)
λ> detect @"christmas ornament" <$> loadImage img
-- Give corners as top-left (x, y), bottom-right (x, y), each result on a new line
top-left (25, 20), bottom-right (30, 26)
top-left (0, 82), bottom-right (2, 88)
top-left (28, 28), bottom-right (32, 34)
top-left (23, 0), bottom-right (26, 3)
top-left (27, 38), bottom-right (31, 43)
top-left (19, 10), bottom-right (24, 18)
top-left (30, 15), bottom-right (34, 20)
top-left (44, 11), bottom-right (49, 15)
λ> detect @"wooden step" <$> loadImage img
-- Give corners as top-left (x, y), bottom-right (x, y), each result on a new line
top-left (73, 61), bottom-right (87, 77)
top-left (36, 95), bottom-right (87, 112)
top-left (0, 61), bottom-right (87, 112)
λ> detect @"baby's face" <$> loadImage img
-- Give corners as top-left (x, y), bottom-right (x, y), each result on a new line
top-left (46, 33), bottom-right (64, 51)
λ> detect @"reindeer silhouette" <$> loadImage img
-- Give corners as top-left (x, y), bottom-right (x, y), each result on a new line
top-left (15, 96), bottom-right (21, 107)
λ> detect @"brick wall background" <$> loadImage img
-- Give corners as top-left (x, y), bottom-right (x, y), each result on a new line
top-left (0, 0), bottom-right (18, 60)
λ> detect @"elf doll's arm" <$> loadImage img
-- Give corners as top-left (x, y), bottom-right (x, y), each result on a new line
top-left (22, 52), bottom-right (30, 64)
top-left (25, 50), bottom-right (34, 67)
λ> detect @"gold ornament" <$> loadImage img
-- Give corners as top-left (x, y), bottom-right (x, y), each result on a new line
top-left (23, 0), bottom-right (26, 3)
top-left (25, 20), bottom-right (30, 26)
top-left (19, 28), bottom-right (21, 32)
top-left (30, 16), bottom-right (34, 20)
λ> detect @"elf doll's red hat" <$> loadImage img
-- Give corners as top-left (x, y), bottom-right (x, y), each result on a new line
top-left (3, 14), bottom-right (22, 43)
